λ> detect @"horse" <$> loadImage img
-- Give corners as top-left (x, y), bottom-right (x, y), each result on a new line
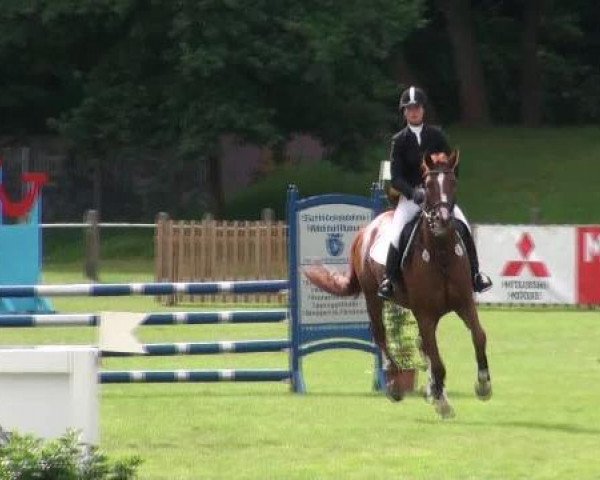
top-left (303, 151), bottom-right (491, 418)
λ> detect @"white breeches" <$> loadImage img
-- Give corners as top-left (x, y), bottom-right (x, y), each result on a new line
top-left (390, 199), bottom-right (471, 249)
top-left (453, 204), bottom-right (471, 232)
top-left (390, 199), bottom-right (421, 248)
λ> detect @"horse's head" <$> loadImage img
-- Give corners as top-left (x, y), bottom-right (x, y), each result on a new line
top-left (421, 150), bottom-right (459, 237)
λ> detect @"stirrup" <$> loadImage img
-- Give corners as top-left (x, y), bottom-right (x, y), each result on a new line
top-left (378, 278), bottom-right (394, 300)
top-left (474, 272), bottom-right (493, 293)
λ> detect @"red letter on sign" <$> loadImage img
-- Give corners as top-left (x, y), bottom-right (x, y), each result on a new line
top-left (578, 227), bottom-right (600, 305)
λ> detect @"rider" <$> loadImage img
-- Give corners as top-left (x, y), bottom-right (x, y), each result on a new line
top-left (378, 86), bottom-right (493, 299)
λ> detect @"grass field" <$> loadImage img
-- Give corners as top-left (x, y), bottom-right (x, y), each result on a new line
top-left (3, 265), bottom-right (599, 479)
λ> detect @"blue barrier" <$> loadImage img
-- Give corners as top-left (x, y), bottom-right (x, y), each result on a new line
top-left (0, 168), bottom-right (52, 313)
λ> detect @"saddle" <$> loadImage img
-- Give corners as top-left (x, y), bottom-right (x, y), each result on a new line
top-left (370, 214), bottom-right (468, 270)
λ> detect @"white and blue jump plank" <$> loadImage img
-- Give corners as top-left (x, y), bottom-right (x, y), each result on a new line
top-left (102, 339), bottom-right (290, 357)
top-left (99, 369), bottom-right (292, 383)
top-left (0, 280), bottom-right (289, 298)
top-left (0, 310), bottom-right (288, 328)
top-left (0, 314), bottom-right (100, 327)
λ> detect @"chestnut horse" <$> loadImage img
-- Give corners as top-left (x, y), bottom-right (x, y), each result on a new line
top-left (304, 151), bottom-right (491, 418)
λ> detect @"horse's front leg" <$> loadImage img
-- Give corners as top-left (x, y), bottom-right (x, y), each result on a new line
top-left (416, 313), bottom-right (455, 418)
top-left (457, 303), bottom-right (492, 400)
top-left (364, 292), bottom-right (405, 401)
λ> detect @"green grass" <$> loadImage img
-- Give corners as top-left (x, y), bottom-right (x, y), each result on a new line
top-left (4, 268), bottom-right (600, 479)
top-left (227, 126), bottom-right (600, 224)
top-left (451, 126), bottom-right (600, 224)
top-left (44, 229), bottom-right (154, 265)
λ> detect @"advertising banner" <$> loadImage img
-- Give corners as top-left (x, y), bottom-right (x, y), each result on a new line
top-left (577, 226), bottom-right (600, 305)
top-left (476, 225), bottom-right (576, 304)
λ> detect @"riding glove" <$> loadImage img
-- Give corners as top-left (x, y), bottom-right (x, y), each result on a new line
top-left (412, 188), bottom-right (426, 205)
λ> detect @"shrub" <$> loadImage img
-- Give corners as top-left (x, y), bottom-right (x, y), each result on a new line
top-left (0, 429), bottom-right (142, 479)
top-left (224, 161), bottom-right (377, 220)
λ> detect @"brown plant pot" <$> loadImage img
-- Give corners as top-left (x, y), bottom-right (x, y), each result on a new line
top-left (394, 368), bottom-right (418, 393)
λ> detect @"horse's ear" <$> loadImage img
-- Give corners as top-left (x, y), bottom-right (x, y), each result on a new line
top-left (422, 151), bottom-right (435, 172)
top-left (449, 149), bottom-right (460, 171)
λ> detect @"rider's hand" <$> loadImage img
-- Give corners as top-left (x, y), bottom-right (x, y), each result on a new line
top-left (412, 188), bottom-right (426, 205)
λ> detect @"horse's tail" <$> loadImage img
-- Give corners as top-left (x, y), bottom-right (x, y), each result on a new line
top-left (302, 262), bottom-right (360, 297)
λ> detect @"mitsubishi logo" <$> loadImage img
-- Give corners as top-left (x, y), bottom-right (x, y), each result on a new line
top-left (502, 233), bottom-right (550, 277)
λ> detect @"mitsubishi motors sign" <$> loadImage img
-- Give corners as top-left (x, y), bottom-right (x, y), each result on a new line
top-left (476, 226), bottom-right (576, 304)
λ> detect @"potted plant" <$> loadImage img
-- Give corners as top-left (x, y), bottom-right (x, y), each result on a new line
top-left (383, 302), bottom-right (425, 393)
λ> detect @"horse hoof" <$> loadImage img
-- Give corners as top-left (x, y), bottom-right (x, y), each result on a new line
top-left (434, 399), bottom-right (455, 419)
top-left (475, 380), bottom-right (492, 401)
top-left (386, 382), bottom-right (404, 402)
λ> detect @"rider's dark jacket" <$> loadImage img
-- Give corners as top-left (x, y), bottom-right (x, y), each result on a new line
top-left (390, 124), bottom-right (451, 200)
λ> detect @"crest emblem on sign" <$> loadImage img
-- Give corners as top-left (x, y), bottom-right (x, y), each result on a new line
top-left (326, 233), bottom-right (344, 257)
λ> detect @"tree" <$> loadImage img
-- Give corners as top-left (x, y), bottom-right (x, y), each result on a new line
top-left (520, 0), bottom-right (546, 126)
top-left (435, 0), bottom-right (490, 125)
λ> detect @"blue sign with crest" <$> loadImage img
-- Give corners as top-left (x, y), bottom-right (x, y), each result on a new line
top-left (287, 184), bottom-right (386, 393)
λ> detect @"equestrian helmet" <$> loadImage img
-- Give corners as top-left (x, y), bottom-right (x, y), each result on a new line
top-left (399, 86), bottom-right (427, 110)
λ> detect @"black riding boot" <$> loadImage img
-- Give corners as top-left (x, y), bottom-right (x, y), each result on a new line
top-left (378, 245), bottom-right (402, 300)
top-left (457, 222), bottom-right (493, 293)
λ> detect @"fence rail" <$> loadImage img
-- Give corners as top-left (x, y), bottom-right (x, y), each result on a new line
top-left (41, 223), bottom-right (155, 229)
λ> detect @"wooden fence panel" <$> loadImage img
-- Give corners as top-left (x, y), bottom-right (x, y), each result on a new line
top-left (155, 219), bottom-right (289, 305)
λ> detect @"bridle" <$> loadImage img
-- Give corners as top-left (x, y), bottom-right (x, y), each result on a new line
top-left (421, 168), bottom-right (455, 229)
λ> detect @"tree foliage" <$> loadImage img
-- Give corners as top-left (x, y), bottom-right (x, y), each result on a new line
top-left (40, 0), bottom-right (424, 160)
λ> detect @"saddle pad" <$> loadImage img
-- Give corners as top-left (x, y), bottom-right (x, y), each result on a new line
top-left (369, 215), bottom-right (421, 267)
top-left (369, 221), bottom-right (394, 266)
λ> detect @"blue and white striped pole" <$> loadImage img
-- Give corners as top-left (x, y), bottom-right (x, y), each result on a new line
top-left (0, 310), bottom-right (288, 328)
top-left (99, 369), bottom-right (292, 383)
top-left (102, 339), bottom-right (290, 357)
top-left (0, 280), bottom-right (289, 298)
top-left (0, 314), bottom-right (100, 327)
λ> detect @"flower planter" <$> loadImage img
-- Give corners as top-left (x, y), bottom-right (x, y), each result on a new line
top-left (383, 302), bottom-right (424, 395)
top-left (394, 368), bottom-right (418, 393)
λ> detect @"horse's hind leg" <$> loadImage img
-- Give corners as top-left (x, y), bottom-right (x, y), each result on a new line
top-left (457, 303), bottom-right (492, 400)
